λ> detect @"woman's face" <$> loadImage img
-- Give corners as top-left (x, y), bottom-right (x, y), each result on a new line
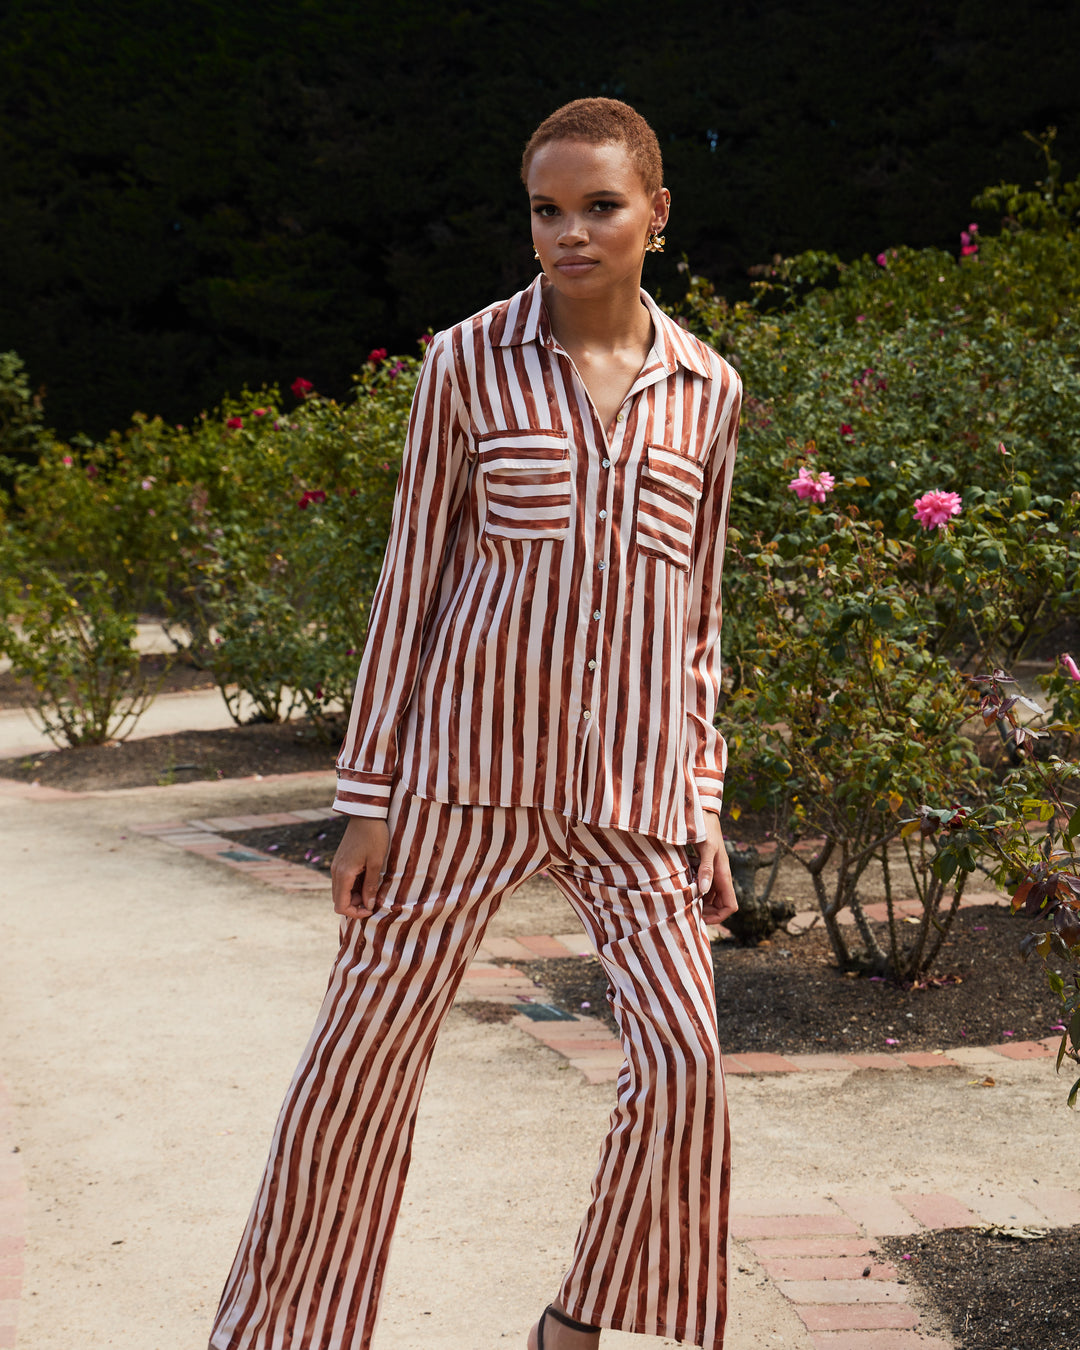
top-left (527, 139), bottom-right (669, 300)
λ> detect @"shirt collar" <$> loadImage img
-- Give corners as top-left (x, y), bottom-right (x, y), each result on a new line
top-left (490, 274), bottom-right (714, 380)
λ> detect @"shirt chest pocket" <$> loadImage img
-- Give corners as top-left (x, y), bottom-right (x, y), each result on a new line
top-left (635, 444), bottom-right (705, 571)
top-left (476, 429), bottom-right (573, 541)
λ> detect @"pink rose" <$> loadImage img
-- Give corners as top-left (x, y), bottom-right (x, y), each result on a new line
top-left (419, 333), bottom-right (434, 347)
top-left (876, 252), bottom-right (887, 267)
top-left (226, 416), bottom-right (244, 430)
top-left (912, 490), bottom-right (962, 530)
top-left (254, 407), bottom-right (268, 417)
top-left (1061, 654), bottom-right (1080, 683)
top-left (960, 227), bottom-right (978, 257)
top-left (788, 467), bottom-right (836, 504)
top-left (291, 378), bottom-right (314, 399)
top-left (61, 455), bottom-right (73, 467)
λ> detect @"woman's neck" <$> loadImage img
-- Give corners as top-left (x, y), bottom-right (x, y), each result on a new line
top-left (542, 277), bottom-right (653, 357)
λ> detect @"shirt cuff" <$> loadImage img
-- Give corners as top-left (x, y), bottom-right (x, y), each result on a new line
top-left (333, 769), bottom-right (393, 817)
top-left (696, 784), bottom-right (725, 818)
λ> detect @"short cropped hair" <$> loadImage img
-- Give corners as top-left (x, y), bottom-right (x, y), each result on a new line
top-left (521, 98), bottom-right (664, 197)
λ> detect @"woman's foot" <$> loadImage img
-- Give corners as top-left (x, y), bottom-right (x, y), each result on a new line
top-left (527, 1302), bottom-right (601, 1350)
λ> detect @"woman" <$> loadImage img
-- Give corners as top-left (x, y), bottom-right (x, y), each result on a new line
top-left (209, 97), bottom-right (741, 1350)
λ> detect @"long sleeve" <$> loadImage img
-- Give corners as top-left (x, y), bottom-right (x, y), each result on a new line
top-left (334, 335), bottom-right (468, 817)
top-left (684, 373), bottom-right (741, 817)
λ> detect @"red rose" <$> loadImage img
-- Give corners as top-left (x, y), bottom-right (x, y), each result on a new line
top-left (297, 489), bottom-right (327, 510)
top-left (291, 377), bottom-right (314, 399)
top-left (226, 416), bottom-right (244, 429)
top-left (367, 348), bottom-right (387, 364)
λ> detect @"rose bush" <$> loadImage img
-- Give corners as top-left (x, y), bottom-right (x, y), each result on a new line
top-left (1, 347), bottom-right (422, 739)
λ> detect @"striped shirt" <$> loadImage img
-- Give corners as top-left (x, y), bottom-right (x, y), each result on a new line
top-left (334, 274), bottom-right (741, 844)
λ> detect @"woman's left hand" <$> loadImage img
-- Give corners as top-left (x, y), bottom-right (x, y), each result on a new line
top-left (695, 811), bottom-right (739, 927)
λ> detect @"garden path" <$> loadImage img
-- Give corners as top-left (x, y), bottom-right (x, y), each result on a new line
top-left (1, 767), bottom-right (1076, 1350)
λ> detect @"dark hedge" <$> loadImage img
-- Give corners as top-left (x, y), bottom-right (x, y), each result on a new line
top-left (1, 0), bottom-right (1078, 436)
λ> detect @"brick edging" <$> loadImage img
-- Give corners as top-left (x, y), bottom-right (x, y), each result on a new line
top-left (0, 1076), bottom-right (26, 1349)
top-left (730, 1189), bottom-right (1080, 1348)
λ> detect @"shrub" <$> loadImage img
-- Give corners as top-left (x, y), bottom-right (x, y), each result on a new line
top-left (0, 553), bottom-right (156, 747)
top-left (928, 666), bottom-right (1080, 1104)
top-left (722, 506), bottom-right (987, 978)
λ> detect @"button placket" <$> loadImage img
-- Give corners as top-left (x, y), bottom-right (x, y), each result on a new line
top-left (583, 407), bottom-right (624, 728)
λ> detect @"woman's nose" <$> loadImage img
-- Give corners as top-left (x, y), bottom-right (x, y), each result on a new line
top-left (556, 215), bottom-right (588, 245)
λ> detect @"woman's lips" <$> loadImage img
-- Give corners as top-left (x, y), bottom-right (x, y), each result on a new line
top-left (555, 257), bottom-right (599, 275)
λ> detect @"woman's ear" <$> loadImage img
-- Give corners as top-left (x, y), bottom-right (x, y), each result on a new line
top-left (652, 186), bottom-right (671, 234)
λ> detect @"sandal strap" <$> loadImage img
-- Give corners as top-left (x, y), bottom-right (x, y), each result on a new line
top-left (544, 1303), bottom-right (601, 1335)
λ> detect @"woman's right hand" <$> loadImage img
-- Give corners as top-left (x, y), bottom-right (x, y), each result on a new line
top-left (331, 816), bottom-right (390, 920)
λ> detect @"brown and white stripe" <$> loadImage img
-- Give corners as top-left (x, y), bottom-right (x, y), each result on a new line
top-left (334, 274), bottom-right (741, 846)
top-left (208, 786), bottom-right (730, 1350)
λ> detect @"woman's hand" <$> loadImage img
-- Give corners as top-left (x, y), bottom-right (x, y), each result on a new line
top-left (331, 816), bottom-right (390, 920)
top-left (695, 811), bottom-right (739, 927)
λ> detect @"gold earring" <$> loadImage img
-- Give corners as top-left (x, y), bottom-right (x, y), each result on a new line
top-left (533, 245), bottom-right (541, 261)
top-left (645, 231), bottom-right (666, 254)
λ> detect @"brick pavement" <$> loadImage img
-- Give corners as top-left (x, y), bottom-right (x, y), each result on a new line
top-left (731, 1189), bottom-right (1080, 1349)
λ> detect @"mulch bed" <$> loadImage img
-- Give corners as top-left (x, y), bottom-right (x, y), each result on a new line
top-left (0, 655), bottom-right (342, 790)
top-left (879, 1228), bottom-right (1080, 1350)
top-left (521, 904), bottom-right (1067, 1056)
top-left (0, 720), bottom-right (337, 791)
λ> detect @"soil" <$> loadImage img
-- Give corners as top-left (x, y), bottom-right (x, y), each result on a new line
top-left (0, 720), bottom-right (337, 791)
top-left (879, 1228), bottom-right (1080, 1350)
top-left (215, 814), bottom-right (1070, 1058)
top-left (523, 905), bottom-right (1069, 1055)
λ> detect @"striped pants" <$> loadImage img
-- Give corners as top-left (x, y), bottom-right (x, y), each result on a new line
top-left (209, 786), bottom-right (730, 1349)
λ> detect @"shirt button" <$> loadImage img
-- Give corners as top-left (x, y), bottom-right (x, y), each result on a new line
top-left (602, 458), bottom-right (611, 468)
top-left (598, 561), bottom-right (606, 570)
top-left (583, 710), bottom-right (591, 720)
top-left (616, 412), bottom-right (625, 423)
top-left (599, 509), bottom-right (608, 519)
top-left (588, 660), bottom-right (596, 670)
top-left (592, 610), bottom-right (601, 620)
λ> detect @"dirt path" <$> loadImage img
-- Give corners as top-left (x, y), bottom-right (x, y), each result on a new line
top-left (0, 773), bottom-right (1075, 1349)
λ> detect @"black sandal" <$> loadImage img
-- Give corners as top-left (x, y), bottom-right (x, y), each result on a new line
top-left (537, 1303), bottom-right (601, 1348)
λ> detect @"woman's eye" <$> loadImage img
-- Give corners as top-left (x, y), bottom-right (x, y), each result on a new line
top-left (590, 201), bottom-right (618, 212)
top-left (532, 205), bottom-right (558, 218)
